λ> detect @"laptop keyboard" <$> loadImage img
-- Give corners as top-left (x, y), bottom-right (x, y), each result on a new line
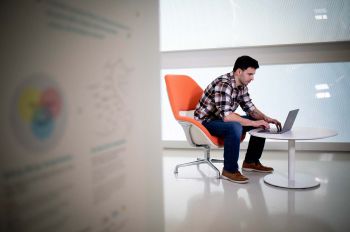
top-left (258, 128), bottom-right (281, 134)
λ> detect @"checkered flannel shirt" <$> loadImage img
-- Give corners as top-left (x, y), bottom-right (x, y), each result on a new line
top-left (194, 72), bottom-right (256, 123)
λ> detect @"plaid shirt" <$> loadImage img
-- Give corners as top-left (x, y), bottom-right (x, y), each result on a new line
top-left (194, 72), bottom-right (256, 123)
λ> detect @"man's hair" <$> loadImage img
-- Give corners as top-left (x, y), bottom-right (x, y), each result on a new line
top-left (233, 55), bottom-right (259, 72)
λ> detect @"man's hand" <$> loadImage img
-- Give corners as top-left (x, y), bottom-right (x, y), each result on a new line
top-left (265, 117), bottom-right (282, 131)
top-left (252, 120), bottom-right (270, 129)
top-left (249, 109), bottom-right (281, 130)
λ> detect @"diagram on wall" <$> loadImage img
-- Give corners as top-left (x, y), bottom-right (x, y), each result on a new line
top-left (11, 74), bottom-right (66, 152)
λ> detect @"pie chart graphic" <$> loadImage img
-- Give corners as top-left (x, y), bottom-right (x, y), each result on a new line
top-left (11, 75), bottom-right (66, 152)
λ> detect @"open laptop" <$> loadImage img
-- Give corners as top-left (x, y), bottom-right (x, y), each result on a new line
top-left (258, 109), bottom-right (299, 134)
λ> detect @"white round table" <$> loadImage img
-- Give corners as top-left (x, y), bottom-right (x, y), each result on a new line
top-left (249, 127), bottom-right (337, 189)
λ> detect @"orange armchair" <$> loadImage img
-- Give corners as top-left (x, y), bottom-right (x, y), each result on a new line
top-left (164, 74), bottom-right (245, 178)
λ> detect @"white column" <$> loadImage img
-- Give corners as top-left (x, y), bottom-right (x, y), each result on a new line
top-left (288, 139), bottom-right (296, 181)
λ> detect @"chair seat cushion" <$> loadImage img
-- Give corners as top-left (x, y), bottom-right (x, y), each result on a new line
top-left (179, 110), bottom-right (224, 147)
top-left (179, 110), bottom-right (245, 146)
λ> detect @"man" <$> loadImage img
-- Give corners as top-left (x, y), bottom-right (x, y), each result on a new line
top-left (194, 55), bottom-right (281, 184)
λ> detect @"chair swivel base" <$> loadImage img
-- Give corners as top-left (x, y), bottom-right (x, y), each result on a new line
top-left (174, 158), bottom-right (220, 178)
top-left (211, 158), bottom-right (224, 163)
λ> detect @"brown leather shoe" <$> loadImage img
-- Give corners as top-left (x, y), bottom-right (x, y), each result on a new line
top-left (242, 161), bottom-right (274, 173)
top-left (221, 170), bottom-right (249, 183)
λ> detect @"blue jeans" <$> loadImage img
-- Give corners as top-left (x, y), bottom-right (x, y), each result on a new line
top-left (202, 116), bottom-right (266, 172)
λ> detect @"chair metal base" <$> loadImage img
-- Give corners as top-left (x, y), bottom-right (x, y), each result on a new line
top-left (174, 145), bottom-right (221, 178)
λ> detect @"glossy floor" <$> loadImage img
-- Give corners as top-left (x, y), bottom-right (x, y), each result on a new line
top-left (163, 149), bottom-right (350, 232)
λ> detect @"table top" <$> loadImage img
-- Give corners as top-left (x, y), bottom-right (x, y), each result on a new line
top-left (249, 127), bottom-right (337, 140)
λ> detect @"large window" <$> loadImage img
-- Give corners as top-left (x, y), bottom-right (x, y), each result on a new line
top-left (161, 0), bottom-right (350, 51)
top-left (161, 62), bottom-right (350, 143)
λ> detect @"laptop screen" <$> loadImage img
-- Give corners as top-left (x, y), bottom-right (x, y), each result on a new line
top-left (281, 109), bottom-right (299, 132)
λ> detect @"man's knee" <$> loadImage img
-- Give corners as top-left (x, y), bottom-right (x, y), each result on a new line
top-left (225, 122), bottom-right (243, 140)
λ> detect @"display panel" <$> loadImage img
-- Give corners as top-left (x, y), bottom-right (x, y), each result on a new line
top-left (1, 1), bottom-right (163, 231)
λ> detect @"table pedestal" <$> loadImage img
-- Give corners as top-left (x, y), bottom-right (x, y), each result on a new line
top-left (264, 173), bottom-right (320, 189)
top-left (263, 139), bottom-right (320, 189)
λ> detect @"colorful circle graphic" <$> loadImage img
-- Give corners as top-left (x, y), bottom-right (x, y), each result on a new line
top-left (11, 75), bottom-right (66, 152)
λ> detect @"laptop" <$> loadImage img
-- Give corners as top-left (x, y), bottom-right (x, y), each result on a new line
top-left (258, 109), bottom-right (299, 134)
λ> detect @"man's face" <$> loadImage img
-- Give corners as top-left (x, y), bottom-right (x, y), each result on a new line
top-left (237, 67), bottom-right (256, 86)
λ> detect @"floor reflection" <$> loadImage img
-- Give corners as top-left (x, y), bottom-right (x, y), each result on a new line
top-left (164, 151), bottom-right (350, 231)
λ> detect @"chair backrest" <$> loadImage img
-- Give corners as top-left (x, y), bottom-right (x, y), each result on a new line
top-left (165, 74), bottom-right (224, 146)
top-left (165, 74), bottom-right (246, 147)
top-left (164, 74), bottom-right (203, 120)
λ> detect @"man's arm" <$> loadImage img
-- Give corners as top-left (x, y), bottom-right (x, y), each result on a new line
top-left (249, 108), bottom-right (282, 131)
top-left (224, 112), bottom-right (270, 129)
top-left (249, 108), bottom-right (268, 120)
